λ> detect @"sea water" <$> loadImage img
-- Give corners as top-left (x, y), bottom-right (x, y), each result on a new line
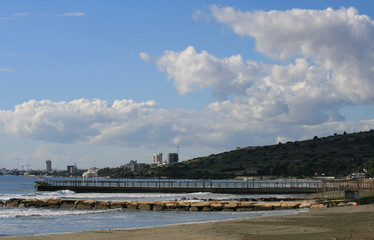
top-left (0, 176), bottom-right (306, 237)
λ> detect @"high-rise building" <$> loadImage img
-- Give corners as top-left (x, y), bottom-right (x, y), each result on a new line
top-left (168, 153), bottom-right (179, 164)
top-left (67, 165), bottom-right (78, 174)
top-left (46, 160), bottom-right (52, 172)
top-left (152, 153), bottom-right (163, 164)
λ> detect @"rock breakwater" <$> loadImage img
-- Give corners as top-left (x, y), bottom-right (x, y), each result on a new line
top-left (0, 198), bottom-right (347, 211)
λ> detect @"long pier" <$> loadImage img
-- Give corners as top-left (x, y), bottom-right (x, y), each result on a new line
top-left (35, 178), bottom-right (320, 194)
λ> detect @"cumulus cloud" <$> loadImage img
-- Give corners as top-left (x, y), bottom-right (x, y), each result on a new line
top-left (210, 5), bottom-right (374, 103)
top-left (1, 98), bottom-right (373, 151)
top-left (155, 46), bottom-right (262, 98)
top-left (2, 6), bottom-right (374, 152)
top-left (144, 46), bottom-right (345, 124)
top-left (141, 6), bottom-right (374, 127)
top-left (0, 99), bottom-right (164, 146)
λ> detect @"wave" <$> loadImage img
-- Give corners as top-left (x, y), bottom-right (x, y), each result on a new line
top-left (0, 207), bottom-right (114, 219)
top-left (1, 189), bottom-right (306, 203)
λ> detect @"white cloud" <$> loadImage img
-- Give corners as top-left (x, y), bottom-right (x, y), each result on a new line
top-left (12, 13), bottom-right (30, 17)
top-left (210, 5), bottom-right (374, 104)
top-left (140, 6), bottom-right (374, 126)
top-left (0, 67), bottom-right (15, 72)
top-left (1, 6), bottom-right (374, 156)
top-left (0, 17), bottom-right (14, 21)
top-left (1, 98), bottom-right (373, 152)
top-left (139, 52), bottom-right (151, 63)
top-left (59, 12), bottom-right (85, 17)
top-left (191, 9), bottom-right (210, 22)
top-left (143, 46), bottom-right (346, 124)
top-left (0, 13), bottom-right (30, 22)
top-left (155, 46), bottom-right (261, 98)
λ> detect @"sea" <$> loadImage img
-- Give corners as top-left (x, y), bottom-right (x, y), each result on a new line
top-left (0, 176), bottom-right (308, 237)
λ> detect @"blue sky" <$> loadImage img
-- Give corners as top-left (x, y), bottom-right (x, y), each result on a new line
top-left (1, 0), bottom-right (374, 170)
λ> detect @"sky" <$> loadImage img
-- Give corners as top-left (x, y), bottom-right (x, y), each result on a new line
top-left (1, 0), bottom-right (374, 170)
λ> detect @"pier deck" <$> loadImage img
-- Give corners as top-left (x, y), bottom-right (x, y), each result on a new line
top-left (35, 178), bottom-right (320, 194)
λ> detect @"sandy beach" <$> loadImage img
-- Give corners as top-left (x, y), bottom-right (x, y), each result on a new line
top-left (3, 204), bottom-right (374, 240)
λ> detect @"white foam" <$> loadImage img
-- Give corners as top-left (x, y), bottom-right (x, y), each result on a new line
top-left (0, 207), bottom-right (111, 218)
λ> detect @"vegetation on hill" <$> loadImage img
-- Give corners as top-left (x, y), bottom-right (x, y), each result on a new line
top-left (98, 130), bottom-right (374, 179)
top-left (146, 130), bottom-right (374, 179)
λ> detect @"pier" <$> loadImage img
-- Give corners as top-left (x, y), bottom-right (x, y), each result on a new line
top-left (35, 178), bottom-right (320, 194)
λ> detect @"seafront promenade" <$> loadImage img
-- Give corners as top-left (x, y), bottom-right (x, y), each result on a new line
top-left (34, 178), bottom-right (320, 194)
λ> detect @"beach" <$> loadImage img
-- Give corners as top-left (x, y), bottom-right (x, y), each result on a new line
top-left (3, 204), bottom-right (373, 240)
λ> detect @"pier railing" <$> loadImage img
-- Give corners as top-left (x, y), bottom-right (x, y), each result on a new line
top-left (36, 178), bottom-right (320, 189)
top-left (316, 178), bottom-right (374, 200)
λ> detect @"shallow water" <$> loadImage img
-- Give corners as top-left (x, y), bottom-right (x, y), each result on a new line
top-left (0, 176), bottom-right (306, 236)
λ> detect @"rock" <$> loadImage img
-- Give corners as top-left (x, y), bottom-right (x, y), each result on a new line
top-left (18, 202), bottom-right (26, 208)
top-left (210, 203), bottom-right (223, 211)
top-left (201, 206), bottom-right (211, 211)
top-left (189, 206), bottom-right (199, 211)
top-left (164, 202), bottom-right (178, 211)
top-left (190, 202), bottom-right (210, 211)
top-left (280, 202), bottom-right (301, 209)
top-left (1, 197), bottom-right (323, 213)
top-left (109, 201), bottom-right (127, 209)
top-left (76, 200), bottom-right (96, 209)
top-left (17, 198), bottom-right (47, 208)
top-left (47, 198), bottom-right (61, 205)
top-left (138, 202), bottom-right (154, 211)
top-left (21, 198), bottom-right (47, 208)
top-left (310, 204), bottom-right (324, 208)
top-left (152, 202), bottom-right (165, 211)
top-left (299, 202), bottom-right (311, 208)
top-left (4, 198), bottom-right (24, 207)
top-left (176, 202), bottom-right (190, 211)
top-left (126, 201), bottom-right (139, 210)
top-left (44, 198), bottom-right (62, 208)
top-left (236, 202), bottom-right (254, 211)
top-left (60, 199), bottom-right (78, 209)
top-left (223, 202), bottom-right (238, 211)
top-left (94, 201), bottom-right (110, 210)
top-left (253, 203), bottom-right (274, 211)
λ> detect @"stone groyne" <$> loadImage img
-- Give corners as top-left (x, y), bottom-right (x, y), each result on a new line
top-left (0, 198), bottom-right (358, 211)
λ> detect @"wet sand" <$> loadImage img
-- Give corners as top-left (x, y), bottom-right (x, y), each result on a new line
top-left (3, 204), bottom-right (374, 240)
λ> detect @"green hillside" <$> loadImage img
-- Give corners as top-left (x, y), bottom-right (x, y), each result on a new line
top-left (147, 130), bottom-right (374, 179)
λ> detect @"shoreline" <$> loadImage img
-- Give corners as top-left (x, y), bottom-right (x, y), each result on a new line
top-left (2, 204), bottom-right (374, 240)
top-left (2, 209), bottom-right (304, 238)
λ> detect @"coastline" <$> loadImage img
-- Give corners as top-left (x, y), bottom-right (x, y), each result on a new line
top-left (2, 204), bottom-right (374, 240)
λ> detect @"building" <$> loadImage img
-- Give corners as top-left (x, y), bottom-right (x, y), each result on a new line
top-left (152, 153), bottom-right (163, 165)
top-left (129, 160), bottom-right (138, 165)
top-left (168, 153), bottom-right (179, 164)
top-left (67, 165), bottom-right (78, 174)
top-left (46, 160), bottom-right (52, 172)
top-left (131, 163), bottom-right (148, 172)
top-left (123, 160), bottom-right (139, 170)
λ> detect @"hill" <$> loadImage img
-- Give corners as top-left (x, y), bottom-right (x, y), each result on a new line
top-left (147, 130), bottom-right (374, 179)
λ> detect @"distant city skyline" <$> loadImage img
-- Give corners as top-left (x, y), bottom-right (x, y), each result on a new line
top-left (1, 0), bottom-right (374, 170)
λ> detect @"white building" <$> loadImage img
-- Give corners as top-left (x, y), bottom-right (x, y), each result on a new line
top-left (152, 153), bottom-right (163, 165)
